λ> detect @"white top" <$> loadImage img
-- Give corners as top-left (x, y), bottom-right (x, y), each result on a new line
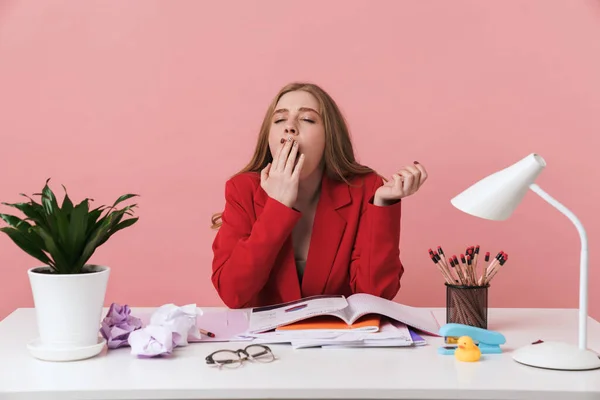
top-left (1, 307), bottom-right (600, 400)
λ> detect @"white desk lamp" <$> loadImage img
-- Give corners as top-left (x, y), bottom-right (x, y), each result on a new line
top-left (450, 153), bottom-right (600, 371)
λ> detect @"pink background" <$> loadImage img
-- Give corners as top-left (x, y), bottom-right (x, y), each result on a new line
top-left (1, 0), bottom-right (599, 322)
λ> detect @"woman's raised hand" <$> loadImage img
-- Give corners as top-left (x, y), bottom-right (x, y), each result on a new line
top-left (374, 161), bottom-right (428, 206)
top-left (260, 137), bottom-right (305, 208)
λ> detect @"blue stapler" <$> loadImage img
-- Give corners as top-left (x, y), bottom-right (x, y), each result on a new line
top-left (437, 323), bottom-right (506, 355)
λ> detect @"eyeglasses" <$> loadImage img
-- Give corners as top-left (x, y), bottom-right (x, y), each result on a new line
top-left (205, 344), bottom-right (276, 369)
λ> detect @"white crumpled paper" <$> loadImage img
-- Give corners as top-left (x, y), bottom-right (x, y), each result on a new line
top-left (128, 325), bottom-right (174, 357)
top-left (150, 303), bottom-right (202, 346)
top-left (127, 303), bottom-right (203, 357)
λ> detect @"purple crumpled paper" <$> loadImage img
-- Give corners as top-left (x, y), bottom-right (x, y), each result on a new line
top-left (100, 303), bottom-right (143, 349)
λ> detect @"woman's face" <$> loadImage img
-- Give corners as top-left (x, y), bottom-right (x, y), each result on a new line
top-left (268, 90), bottom-right (325, 180)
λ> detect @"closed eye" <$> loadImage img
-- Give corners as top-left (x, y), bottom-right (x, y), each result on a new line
top-left (273, 116), bottom-right (316, 124)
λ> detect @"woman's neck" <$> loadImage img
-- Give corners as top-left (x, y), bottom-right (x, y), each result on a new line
top-left (296, 168), bottom-right (323, 209)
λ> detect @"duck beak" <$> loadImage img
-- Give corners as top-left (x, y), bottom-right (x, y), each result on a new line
top-left (458, 345), bottom-right (465, 349)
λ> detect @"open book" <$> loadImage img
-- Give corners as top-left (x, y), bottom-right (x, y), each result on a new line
top-left (275, 314), bottom-right (382, 333)
top-left (247, 293), bottom-right (440, 336)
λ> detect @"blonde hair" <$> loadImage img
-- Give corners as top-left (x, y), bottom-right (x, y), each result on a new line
top-left (211, 82), bottom-right (374, 229)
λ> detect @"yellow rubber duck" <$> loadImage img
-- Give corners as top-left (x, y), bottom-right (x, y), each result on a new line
top-left (454, 336), bottom-right (481, 362)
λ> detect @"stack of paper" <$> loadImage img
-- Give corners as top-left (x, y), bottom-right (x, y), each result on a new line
top-left (246, 293), bottom-right (440, 335)
top-left (243, 318), bottom-right (428, 349)
top-left (188, 294), bottom-right (438, 349)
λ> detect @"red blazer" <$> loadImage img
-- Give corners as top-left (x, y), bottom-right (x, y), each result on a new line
top-left (211, 171), bottom-right (404, 309)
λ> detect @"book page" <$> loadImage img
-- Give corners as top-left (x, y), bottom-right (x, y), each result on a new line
top-left (247, 295), bottom-right (349, 333)
top-left (290, 319), bottom-right (413, 349)
top-left (345, 293), bottom-right (440, 335)
top-left (275, 314), bottom-right (381, 333)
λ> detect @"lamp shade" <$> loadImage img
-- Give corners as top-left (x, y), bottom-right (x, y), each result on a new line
top-left (450, 153), bottom-right (546, 221)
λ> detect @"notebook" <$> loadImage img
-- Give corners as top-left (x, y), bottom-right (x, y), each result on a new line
top-left (247, 293), bottom-right (440, 336)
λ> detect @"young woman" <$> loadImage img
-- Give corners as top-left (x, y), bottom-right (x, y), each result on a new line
top-left (210, 82), bottom-right (427, 309)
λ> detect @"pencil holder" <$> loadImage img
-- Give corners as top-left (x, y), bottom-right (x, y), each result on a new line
top-left (445, 283), bottom-right (489, 329)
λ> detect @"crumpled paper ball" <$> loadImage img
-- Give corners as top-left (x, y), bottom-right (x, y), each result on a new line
top-left (150, 303), bottom-right (202, 346)
top-left (100, 303), bottom-right (143, 349)
top-left (128, 303), bottom-right (203, 357)
top-left (128, 325), bottom-right (174, 357)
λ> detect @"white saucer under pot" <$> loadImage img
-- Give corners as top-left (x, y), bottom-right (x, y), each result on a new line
top-left (27, 337), bottom-right (107, 362)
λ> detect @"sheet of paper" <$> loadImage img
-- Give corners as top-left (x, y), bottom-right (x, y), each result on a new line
top-left (346, 293), bottom-right (441, 335)
top-left (315, 319), bottom-right (413, 347)
top-left (317, 323), bottom-right (415, 348)
top-left (189, 309), bottom-right (251, 342)
top-left (247, 330), bottom-right (345, 342)
top-left (254, 319), bottom-right (415, 349)
top-left (409, 328), bottom-right (427, 346)
top-left (321, 339), bottom-right (415, 349)
top-left (358, 319), bottom-right (412, 341)
top-left (247, 295), bottom-right (349, 334)
top-left (291, 338), bottom-right (365, 349)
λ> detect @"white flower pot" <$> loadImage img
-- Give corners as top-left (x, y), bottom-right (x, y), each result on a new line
top-left (26, 264), bottom-right (110, 361)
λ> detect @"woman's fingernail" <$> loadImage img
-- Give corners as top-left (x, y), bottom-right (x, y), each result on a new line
top-left (413, 161), bottom-right (419, 164)
top-left (280, 138), bottom-right (285, 144)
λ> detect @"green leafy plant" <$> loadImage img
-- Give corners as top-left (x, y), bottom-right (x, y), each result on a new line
top-left (0, 179), bottom-right (139, 274)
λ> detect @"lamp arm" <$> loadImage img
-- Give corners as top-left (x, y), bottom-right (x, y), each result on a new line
top-left (528, 183), bottom-right (588, 351)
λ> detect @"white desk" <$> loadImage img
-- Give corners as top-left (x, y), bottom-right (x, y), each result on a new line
top-left (1, 307), bottom-right (599, 400)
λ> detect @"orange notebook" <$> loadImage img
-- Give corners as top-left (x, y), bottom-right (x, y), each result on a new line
top-left (276, 314), bottom-right (381, 332)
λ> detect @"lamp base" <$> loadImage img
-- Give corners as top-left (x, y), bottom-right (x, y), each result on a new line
top-left (512, 341), bottom-right (600, 371)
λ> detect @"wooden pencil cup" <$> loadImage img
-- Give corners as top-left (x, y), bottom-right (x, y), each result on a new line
top-left (445, 283), bottom-right (489, 329)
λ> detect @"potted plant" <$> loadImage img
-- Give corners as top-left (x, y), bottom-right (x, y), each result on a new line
top-left (0, 179), bottom-right (138, 361)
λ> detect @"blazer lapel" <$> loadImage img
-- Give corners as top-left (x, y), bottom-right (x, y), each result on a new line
top-left (301, 174), bottom-right (351, 296)
top-left (253, 184), bottom-right (267, 216)
top-left (252, 184), bottom-right (302, 299)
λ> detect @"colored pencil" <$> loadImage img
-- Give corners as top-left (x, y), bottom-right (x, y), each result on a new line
top-left (199, 328), bottom-right (215, 338)
top-left (485, 253), bottom-right (508, 284)
top-left (428, 245), bottom-right (508, 287)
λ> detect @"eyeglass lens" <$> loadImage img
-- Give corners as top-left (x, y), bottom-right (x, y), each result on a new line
top-left (245, 345), bottom-right (275, 363)
top-left (211, 350), bottom-right (243, 368)
top-left (209, 345), bottom-right (275, 368)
